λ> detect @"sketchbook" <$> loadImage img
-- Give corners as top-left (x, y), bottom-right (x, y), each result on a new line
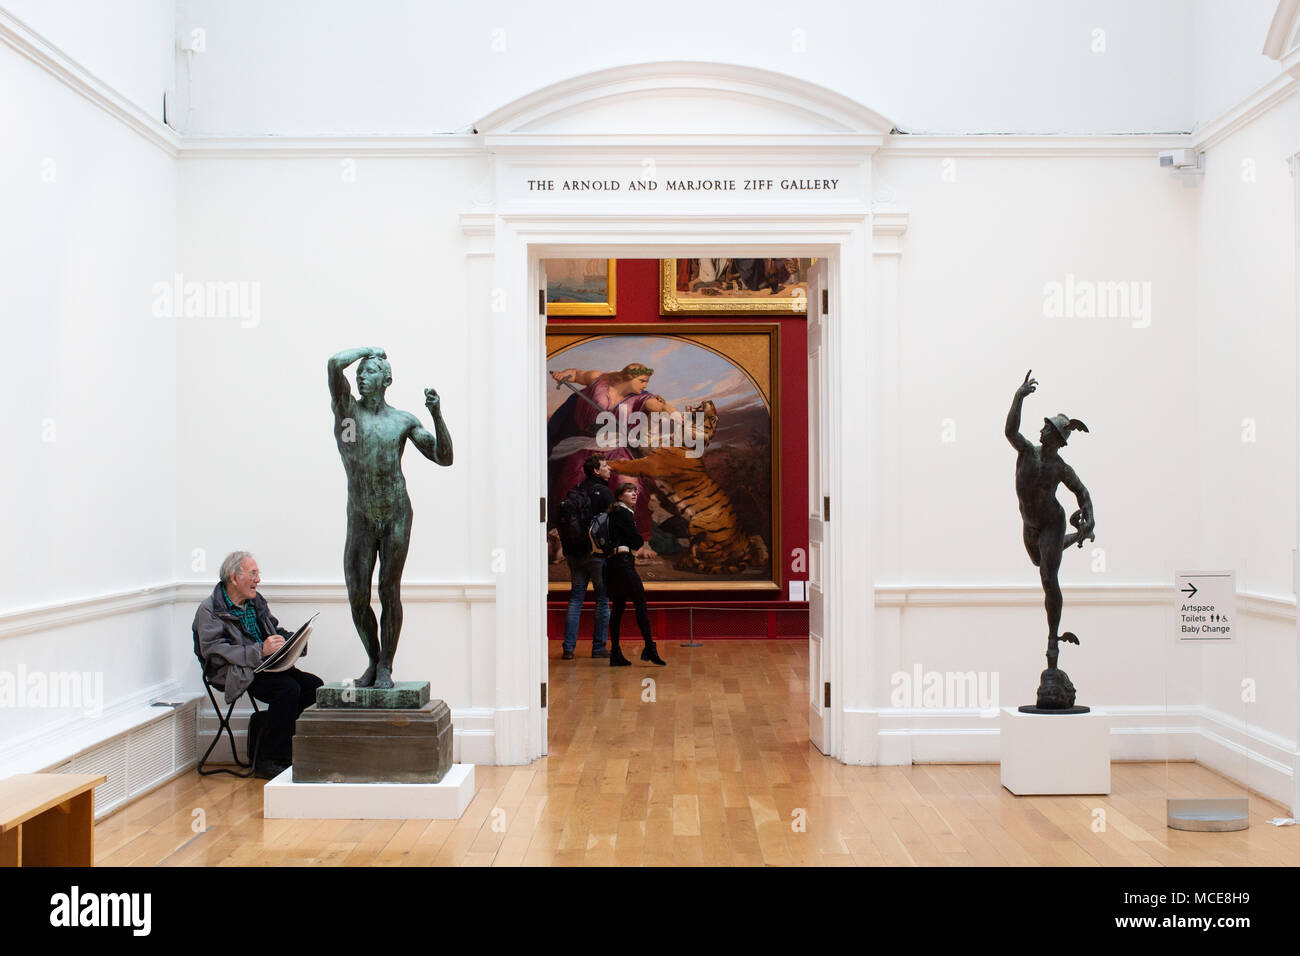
top-left (254, 612), bottom-right (318, 673)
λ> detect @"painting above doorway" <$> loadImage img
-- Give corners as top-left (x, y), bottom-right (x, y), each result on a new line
top-left (545, 259), bottom-right (617, 316)
top-left (660, 258), bottom-right (813, 315)
top-left (546, 324), bottom-right (780, 590)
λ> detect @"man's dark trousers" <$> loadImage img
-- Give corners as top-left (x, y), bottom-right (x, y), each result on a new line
top-left (248, 667), bottom-right (323, 765)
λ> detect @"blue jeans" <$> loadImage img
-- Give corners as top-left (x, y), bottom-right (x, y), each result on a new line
top-left (564, 554), bottom-right (609, 652)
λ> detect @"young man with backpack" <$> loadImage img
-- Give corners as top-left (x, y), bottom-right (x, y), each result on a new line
top-left (557, 453), bottom-right (616, 659)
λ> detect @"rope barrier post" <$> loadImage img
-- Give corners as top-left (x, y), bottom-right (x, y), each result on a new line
top-left (681, 605), bottom-right (702, 648)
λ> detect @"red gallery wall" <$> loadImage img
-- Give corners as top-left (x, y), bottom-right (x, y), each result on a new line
top-left (547, 259), bottom-right (809, 640)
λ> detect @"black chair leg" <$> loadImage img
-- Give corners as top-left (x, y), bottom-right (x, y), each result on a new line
top-left (248, 698), bottom-right (264, 771)
top-left (199, 678), bottom-right (257, 778)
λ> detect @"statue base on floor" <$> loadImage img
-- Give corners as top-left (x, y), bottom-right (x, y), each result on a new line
top-left (292, 699), bottom-right (453, 783)
top-left (1001, 707), bottom-right (1110, 795)
top-left (264, 764), bottom-right (475, 819)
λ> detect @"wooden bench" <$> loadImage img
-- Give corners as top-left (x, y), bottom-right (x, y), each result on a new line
top-left (0, 773), bottom-right (106, 866)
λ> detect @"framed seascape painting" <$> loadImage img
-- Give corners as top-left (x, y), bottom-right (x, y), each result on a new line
top-left (545, 259), bottom-right (617, 316)
top-left (546, 324), bottom-right (780, 591)
top-left (659, 258), bottom-right (814, 315)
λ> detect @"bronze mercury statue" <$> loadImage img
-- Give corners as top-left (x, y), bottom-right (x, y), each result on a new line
top-left (1006, 370), bottom-right (1095, 711)
top-left (328, 347), bottom-right (452, 689)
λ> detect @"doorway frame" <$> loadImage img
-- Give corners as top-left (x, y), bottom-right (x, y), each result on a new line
top-left (488, 212), bottom-right (877, 765)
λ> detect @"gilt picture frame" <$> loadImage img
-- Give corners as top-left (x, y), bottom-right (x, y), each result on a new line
top-left (545, 259), bottom-right (618, 316)
top-left (546, 324), bottom-right (781, 591)
top-left (659, 258), bottom-right (813, 316)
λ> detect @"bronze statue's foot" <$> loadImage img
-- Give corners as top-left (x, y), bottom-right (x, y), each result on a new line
top-left (374, 666), bottom-right (394, 690)
top-left (356, 663), bottom-right (377, 688)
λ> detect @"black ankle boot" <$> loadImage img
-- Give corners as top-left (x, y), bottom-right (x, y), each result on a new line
top-left (609, 642), bottom-right (631, 667)
top-left (640, 642), bottom-right (666, 666)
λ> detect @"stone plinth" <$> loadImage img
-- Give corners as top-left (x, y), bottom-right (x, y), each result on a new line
top-left (315, 680), bottom-right (430, 710)
top-left (292, 699), bottom-right (452, 784)
top-left (1000, 706), bottom-right (1110, 795)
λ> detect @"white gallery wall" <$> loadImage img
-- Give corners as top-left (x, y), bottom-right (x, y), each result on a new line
top-left (1193, 100), bottom-right (1297, 599)
top-left (1190, 92), bottom-right (1299, 793)
top-left (869, 148), bottom-right (1202, 755)
top-left (874, 152), bottom-right (1200, 587)
top-left (171, 154), bottom-right (499, 731)
top-left (1, 0), bottom-right (1297, 808)
top-left (0, 12), bottom-right (179, 764)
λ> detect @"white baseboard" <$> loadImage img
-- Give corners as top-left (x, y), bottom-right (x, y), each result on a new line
top-left (863, 703), bottom-right (1297, 813)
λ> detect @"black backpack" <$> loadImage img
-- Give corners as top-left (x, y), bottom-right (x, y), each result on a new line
top-left (556, 483), bottom-right (595, 556)
top-left (588, 511), bottom-right (614, 555)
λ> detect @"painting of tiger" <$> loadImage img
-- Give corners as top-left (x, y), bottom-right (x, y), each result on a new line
top-left (608, 400), bottom-right (769, 575)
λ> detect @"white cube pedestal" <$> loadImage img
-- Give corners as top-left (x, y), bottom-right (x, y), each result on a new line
top-left (263, 763), bottom-right (476, 819)
top-left (1000, 707), bottom-right (1109, 795)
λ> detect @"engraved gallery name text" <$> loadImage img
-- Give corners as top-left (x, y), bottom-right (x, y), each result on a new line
top-left (526, 178), bottom-right (839, 192)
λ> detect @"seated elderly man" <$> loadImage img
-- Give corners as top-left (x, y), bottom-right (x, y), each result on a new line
top-left (193, 551), bottom-right (322, 779)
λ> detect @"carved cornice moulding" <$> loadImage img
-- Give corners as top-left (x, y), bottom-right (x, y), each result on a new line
top-left (1192, 71), bottom-right (1298, 153)
top-left (1264, 0), bottom-right (1300, 61)
top-left (0, 7), bottom-right (180, 157)
top-left (473, 61), bottom-right (898, 138)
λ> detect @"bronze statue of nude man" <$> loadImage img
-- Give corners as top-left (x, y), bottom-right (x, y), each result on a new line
top-left (1006, 370), bottom-right (1095, 682)
top-left (328, 347), bottom-right (453, 689)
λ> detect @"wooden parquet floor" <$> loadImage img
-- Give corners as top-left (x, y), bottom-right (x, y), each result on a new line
top-left (96, 640), bottom-right (1299, 866)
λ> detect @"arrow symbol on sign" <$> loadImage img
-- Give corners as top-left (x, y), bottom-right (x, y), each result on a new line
top-left (1181, 582), bottom-right (1198, 598)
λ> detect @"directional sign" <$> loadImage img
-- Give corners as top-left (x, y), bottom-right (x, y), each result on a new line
top-left (1175, 570), bottom-right (1235, 642)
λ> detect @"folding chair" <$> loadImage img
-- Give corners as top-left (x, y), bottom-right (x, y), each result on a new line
top-left (194, 628), bottom-right (266, 777)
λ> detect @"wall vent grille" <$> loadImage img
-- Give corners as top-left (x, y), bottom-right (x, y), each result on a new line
top-left (53, 701), bottom-right (200, 819)
top-left (127, 718), bottom-right (174, 792)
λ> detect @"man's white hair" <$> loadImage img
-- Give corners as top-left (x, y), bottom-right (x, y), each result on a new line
top-left (220, 551), bottom-right (254, 585)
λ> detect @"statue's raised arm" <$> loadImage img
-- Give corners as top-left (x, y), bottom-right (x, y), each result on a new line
top-left (1005, 369), bottom-right (1036, 453)
top-left (408, 388), bottom-right (453, 467)
top-left (328, 346), bottom-right (385, 417)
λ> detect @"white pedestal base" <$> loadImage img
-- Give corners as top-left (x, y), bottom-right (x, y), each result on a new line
top-left (263, 763), bottom-right (476, 819)
top-left (1000, 707), bottom-right (1109, 795)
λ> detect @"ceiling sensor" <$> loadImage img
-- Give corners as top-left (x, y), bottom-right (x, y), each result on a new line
top-left (1158, 149), bottom-right (1204, 173)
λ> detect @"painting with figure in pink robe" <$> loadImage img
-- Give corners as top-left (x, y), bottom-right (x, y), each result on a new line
top-left (546, 330), bottom-right (776, 590)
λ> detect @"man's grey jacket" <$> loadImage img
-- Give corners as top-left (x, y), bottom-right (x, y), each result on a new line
top-left (192, 583), bottom-right (294, 703)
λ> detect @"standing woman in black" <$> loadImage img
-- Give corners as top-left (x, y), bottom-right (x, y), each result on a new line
top-left (605, 483), bottom-right (667, 667)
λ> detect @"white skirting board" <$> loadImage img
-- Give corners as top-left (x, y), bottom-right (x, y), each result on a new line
top-left (263, 763), bottom-right (475, 819)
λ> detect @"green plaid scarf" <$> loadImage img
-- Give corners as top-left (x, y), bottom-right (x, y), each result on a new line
top-left (220, 583), bottom-right (262, 643)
